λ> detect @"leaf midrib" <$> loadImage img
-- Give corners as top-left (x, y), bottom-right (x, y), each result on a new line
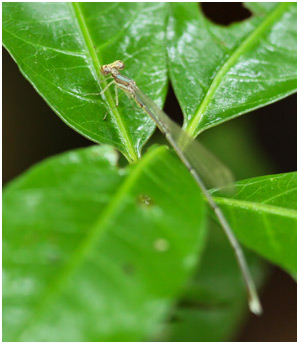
top-left (212, 196), bottom-right (296, 218)
top-left (185, 2), bottom-right (290, 138)
top-left (71, 2), bottom-right (138, 162)
top-left (15, 145), bottom-right (167, 340)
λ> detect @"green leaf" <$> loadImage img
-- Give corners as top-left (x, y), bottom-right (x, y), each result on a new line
top-left (3, 145), bottom-right (206, 341)
top-left (165, 224), bottom-right (266, 342)
top-left (167, 2), bottom-right (297, 138)
top-left (211, 172), bottom-right (297, 277)
top-left (2, 3), bottom-right (168, 162)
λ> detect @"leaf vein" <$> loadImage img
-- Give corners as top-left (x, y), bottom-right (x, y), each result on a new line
top-left (71, 2), bottom-right (138, 162)
top-left (213, 196), bottom-right (296, 218)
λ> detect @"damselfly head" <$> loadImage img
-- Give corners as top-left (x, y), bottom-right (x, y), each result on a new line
top-left (100, 64), bottom-right (110, 75)
top-left (100, 64), bottom-right (111, 75)
top-left (100, 60), bottom-right (125, 75)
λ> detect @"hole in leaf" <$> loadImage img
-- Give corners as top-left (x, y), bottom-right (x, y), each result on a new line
top-left (164, 82), bottom-right (184, 126)
top-left (200, 3), bottom-right (252, 26)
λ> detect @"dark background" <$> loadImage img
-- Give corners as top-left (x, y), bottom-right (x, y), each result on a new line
top-left (3, 3), bottom-right (297, 342)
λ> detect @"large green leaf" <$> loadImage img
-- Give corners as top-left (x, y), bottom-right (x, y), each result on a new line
top-left (167, 2), bottom-right (297, 138)
top-left (2, 2), bottom-right (168, 162)
top-left (212, 172), bottom-right (297, 277)
top-left (3, 145), bottom-right (206, 341)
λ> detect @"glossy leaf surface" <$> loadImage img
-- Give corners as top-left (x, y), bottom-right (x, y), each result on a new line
top-left (212, 172), bottom-right (297, 277)
top-left (2, 2), bottom-right (168, 162)
top-left (167, 2), bottom-right (297, 137)
top-left (3, 145), bottom-right (206, 341)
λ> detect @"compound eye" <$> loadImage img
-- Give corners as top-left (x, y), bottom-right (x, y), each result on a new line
top-left (116, 60), bottom-right (125, 70)
top-left (100, 65), bottom-right (110, 75)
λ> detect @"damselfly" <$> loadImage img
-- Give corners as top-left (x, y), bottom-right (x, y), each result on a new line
top-left (91, 60), bottom-right (262, 315)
